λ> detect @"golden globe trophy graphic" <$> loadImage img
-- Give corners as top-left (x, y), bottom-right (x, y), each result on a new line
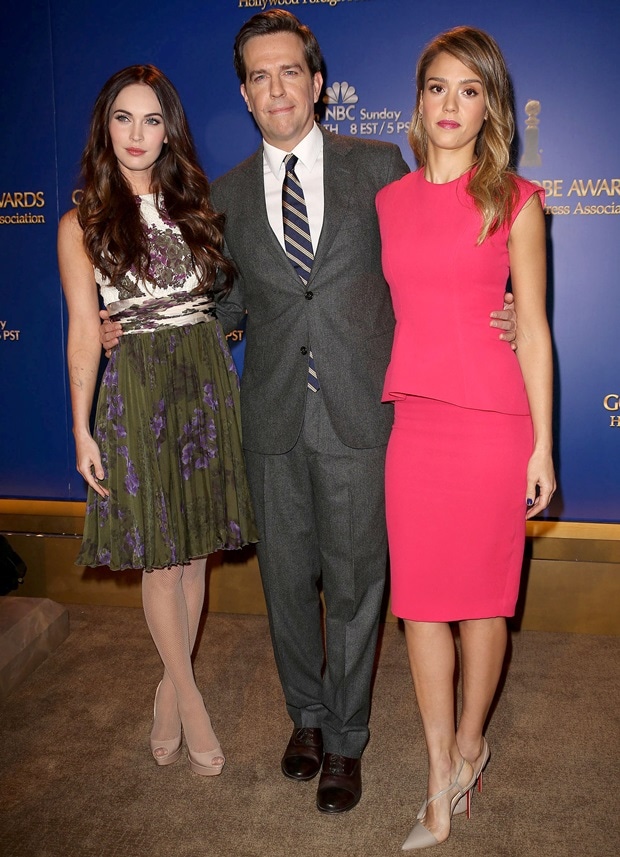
top-left (520, 100), bottom-right (542, 167)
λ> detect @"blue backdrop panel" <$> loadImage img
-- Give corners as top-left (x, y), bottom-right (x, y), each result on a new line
top-left (0, 1), bottom-right (72, 498)
top-left (0, 0), bottom-right (618, 521)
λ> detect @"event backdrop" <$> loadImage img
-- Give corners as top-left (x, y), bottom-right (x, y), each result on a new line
top-left (0, 0), bottom-right (618, 522)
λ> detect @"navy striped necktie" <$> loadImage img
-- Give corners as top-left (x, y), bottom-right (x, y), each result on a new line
top-left (282, 153), bottom-right (319, 392)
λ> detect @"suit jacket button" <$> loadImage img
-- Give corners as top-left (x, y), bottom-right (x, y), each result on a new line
top-left (300, 346), bottom-right (308, 356)
top-left (305, 291), bottom-right (313, 300)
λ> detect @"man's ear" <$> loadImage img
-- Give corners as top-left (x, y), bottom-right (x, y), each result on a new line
top-left (312, 72), bottom-right (323, 105)
top-left (240, 84), bottom-right (251, 113)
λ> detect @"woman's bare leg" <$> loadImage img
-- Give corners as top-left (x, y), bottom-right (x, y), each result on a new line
top-left (456, 616), bottom-right (507, 765)
top-left (403, 620), bottom-right (473, 843)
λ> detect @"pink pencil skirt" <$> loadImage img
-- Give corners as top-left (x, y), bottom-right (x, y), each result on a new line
top-left (385, 396), bottom-right (533, 622)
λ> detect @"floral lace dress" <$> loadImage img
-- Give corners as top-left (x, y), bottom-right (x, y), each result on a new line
top-left (78, 194), bottom-right (257, 571)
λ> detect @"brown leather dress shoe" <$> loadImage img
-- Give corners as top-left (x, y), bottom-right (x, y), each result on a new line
top-left (316, 753), bottom-right (362, 813)
top-left (281, 727), bottom-right (324, 781)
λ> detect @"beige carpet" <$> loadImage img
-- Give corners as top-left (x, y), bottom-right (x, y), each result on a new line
top-left (0, 604), bottom-right (618, 857)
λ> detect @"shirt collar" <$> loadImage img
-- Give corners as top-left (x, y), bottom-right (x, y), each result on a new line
top-left (263, 123), bottom-right (323, 177)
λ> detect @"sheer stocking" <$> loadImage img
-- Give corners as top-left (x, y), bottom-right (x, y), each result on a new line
top-left (142, 560), bottom-right (223, 763)
top-left (149, 560), bottom-right (205, 744)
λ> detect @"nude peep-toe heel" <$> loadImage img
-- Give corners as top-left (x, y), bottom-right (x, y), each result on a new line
top-left (150, 681), bottom-right (182, 766)
top-left (186, 709), bottom-right (225, 776)
top-left (188, 745), bottom-right (225, 776)
top-left (402, 757), bottom-right (475, 851)
top-left (453, 737), bottom-right (490, 817)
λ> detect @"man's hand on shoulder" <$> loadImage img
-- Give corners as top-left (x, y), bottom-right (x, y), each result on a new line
top-left (99, 309), bottom-right (122, 358)
top-left (490, 292), bottom-right (517, 351)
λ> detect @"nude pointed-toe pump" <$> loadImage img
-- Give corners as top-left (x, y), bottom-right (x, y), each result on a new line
top-left (402, 758), bottom-right (475, 851)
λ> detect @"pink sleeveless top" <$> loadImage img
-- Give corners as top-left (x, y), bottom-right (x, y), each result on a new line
top-left (376, 168), bottom-right (544, 415)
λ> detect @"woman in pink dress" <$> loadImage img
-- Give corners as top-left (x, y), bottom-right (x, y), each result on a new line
top-left (376, 27), bottom-right (555, 850)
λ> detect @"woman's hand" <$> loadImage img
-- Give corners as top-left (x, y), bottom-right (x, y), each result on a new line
top-left (525, 448), bottom-right (556, 519)
top-left (75, 433), bottom-right (109, 498)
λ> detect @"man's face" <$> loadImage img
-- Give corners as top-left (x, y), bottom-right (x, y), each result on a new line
top-left (240, 31), bottom-right (323, 151)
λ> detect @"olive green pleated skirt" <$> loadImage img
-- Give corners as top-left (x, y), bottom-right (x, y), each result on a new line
top-left (78, 320), bottom-right (258, 571)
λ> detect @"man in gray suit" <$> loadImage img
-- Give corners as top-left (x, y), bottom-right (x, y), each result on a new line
top-left (211, 10), bottom-right (409, 815)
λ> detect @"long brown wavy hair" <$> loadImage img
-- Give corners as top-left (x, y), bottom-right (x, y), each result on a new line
top-left (408, 27), bottom-right (519, 243)
top-left (78, 64), bottom-right (234, 293)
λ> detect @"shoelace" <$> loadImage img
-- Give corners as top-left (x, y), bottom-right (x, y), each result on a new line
top-left (295, 728), bottom-right (319, 745)
top-left (324, 754), bottom-right (346, 775)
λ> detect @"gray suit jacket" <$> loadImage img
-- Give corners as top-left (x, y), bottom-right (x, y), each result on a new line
top-left (212, 127), bottom-right (409, 455)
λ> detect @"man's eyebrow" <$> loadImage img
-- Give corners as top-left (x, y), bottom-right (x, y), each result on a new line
top-left (249, 63), bottom-right (304, 75)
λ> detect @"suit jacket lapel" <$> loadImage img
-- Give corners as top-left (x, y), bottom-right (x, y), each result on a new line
top-left (246, 148), bottom-right (285, 260)
top-left (244, 146), bottom-right (303, 284)
top-left (311, 129), bottom-right (353, 277)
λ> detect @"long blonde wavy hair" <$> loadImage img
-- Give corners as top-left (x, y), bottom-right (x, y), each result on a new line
top-left (408, 26), bottom-right (519, 243)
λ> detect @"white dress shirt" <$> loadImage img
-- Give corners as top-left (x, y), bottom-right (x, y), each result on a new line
top-left (262, 123), bottom-right (324, 253)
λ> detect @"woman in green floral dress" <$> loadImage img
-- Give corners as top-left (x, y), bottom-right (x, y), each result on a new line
top-left (58, 65), bottom-right (257, 777)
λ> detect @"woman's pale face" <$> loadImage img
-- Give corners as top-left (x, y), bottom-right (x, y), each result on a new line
top-left (420, 52), bottom-right (487, 158)
top-left (108, 83), bottom-right (168, 193)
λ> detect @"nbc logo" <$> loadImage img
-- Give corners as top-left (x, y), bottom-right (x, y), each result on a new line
top-left (323, 82), bottom-right (358, 121)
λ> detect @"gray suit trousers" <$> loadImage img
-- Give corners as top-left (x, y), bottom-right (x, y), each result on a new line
top-left (244, 389), bottom-right (388, 758)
